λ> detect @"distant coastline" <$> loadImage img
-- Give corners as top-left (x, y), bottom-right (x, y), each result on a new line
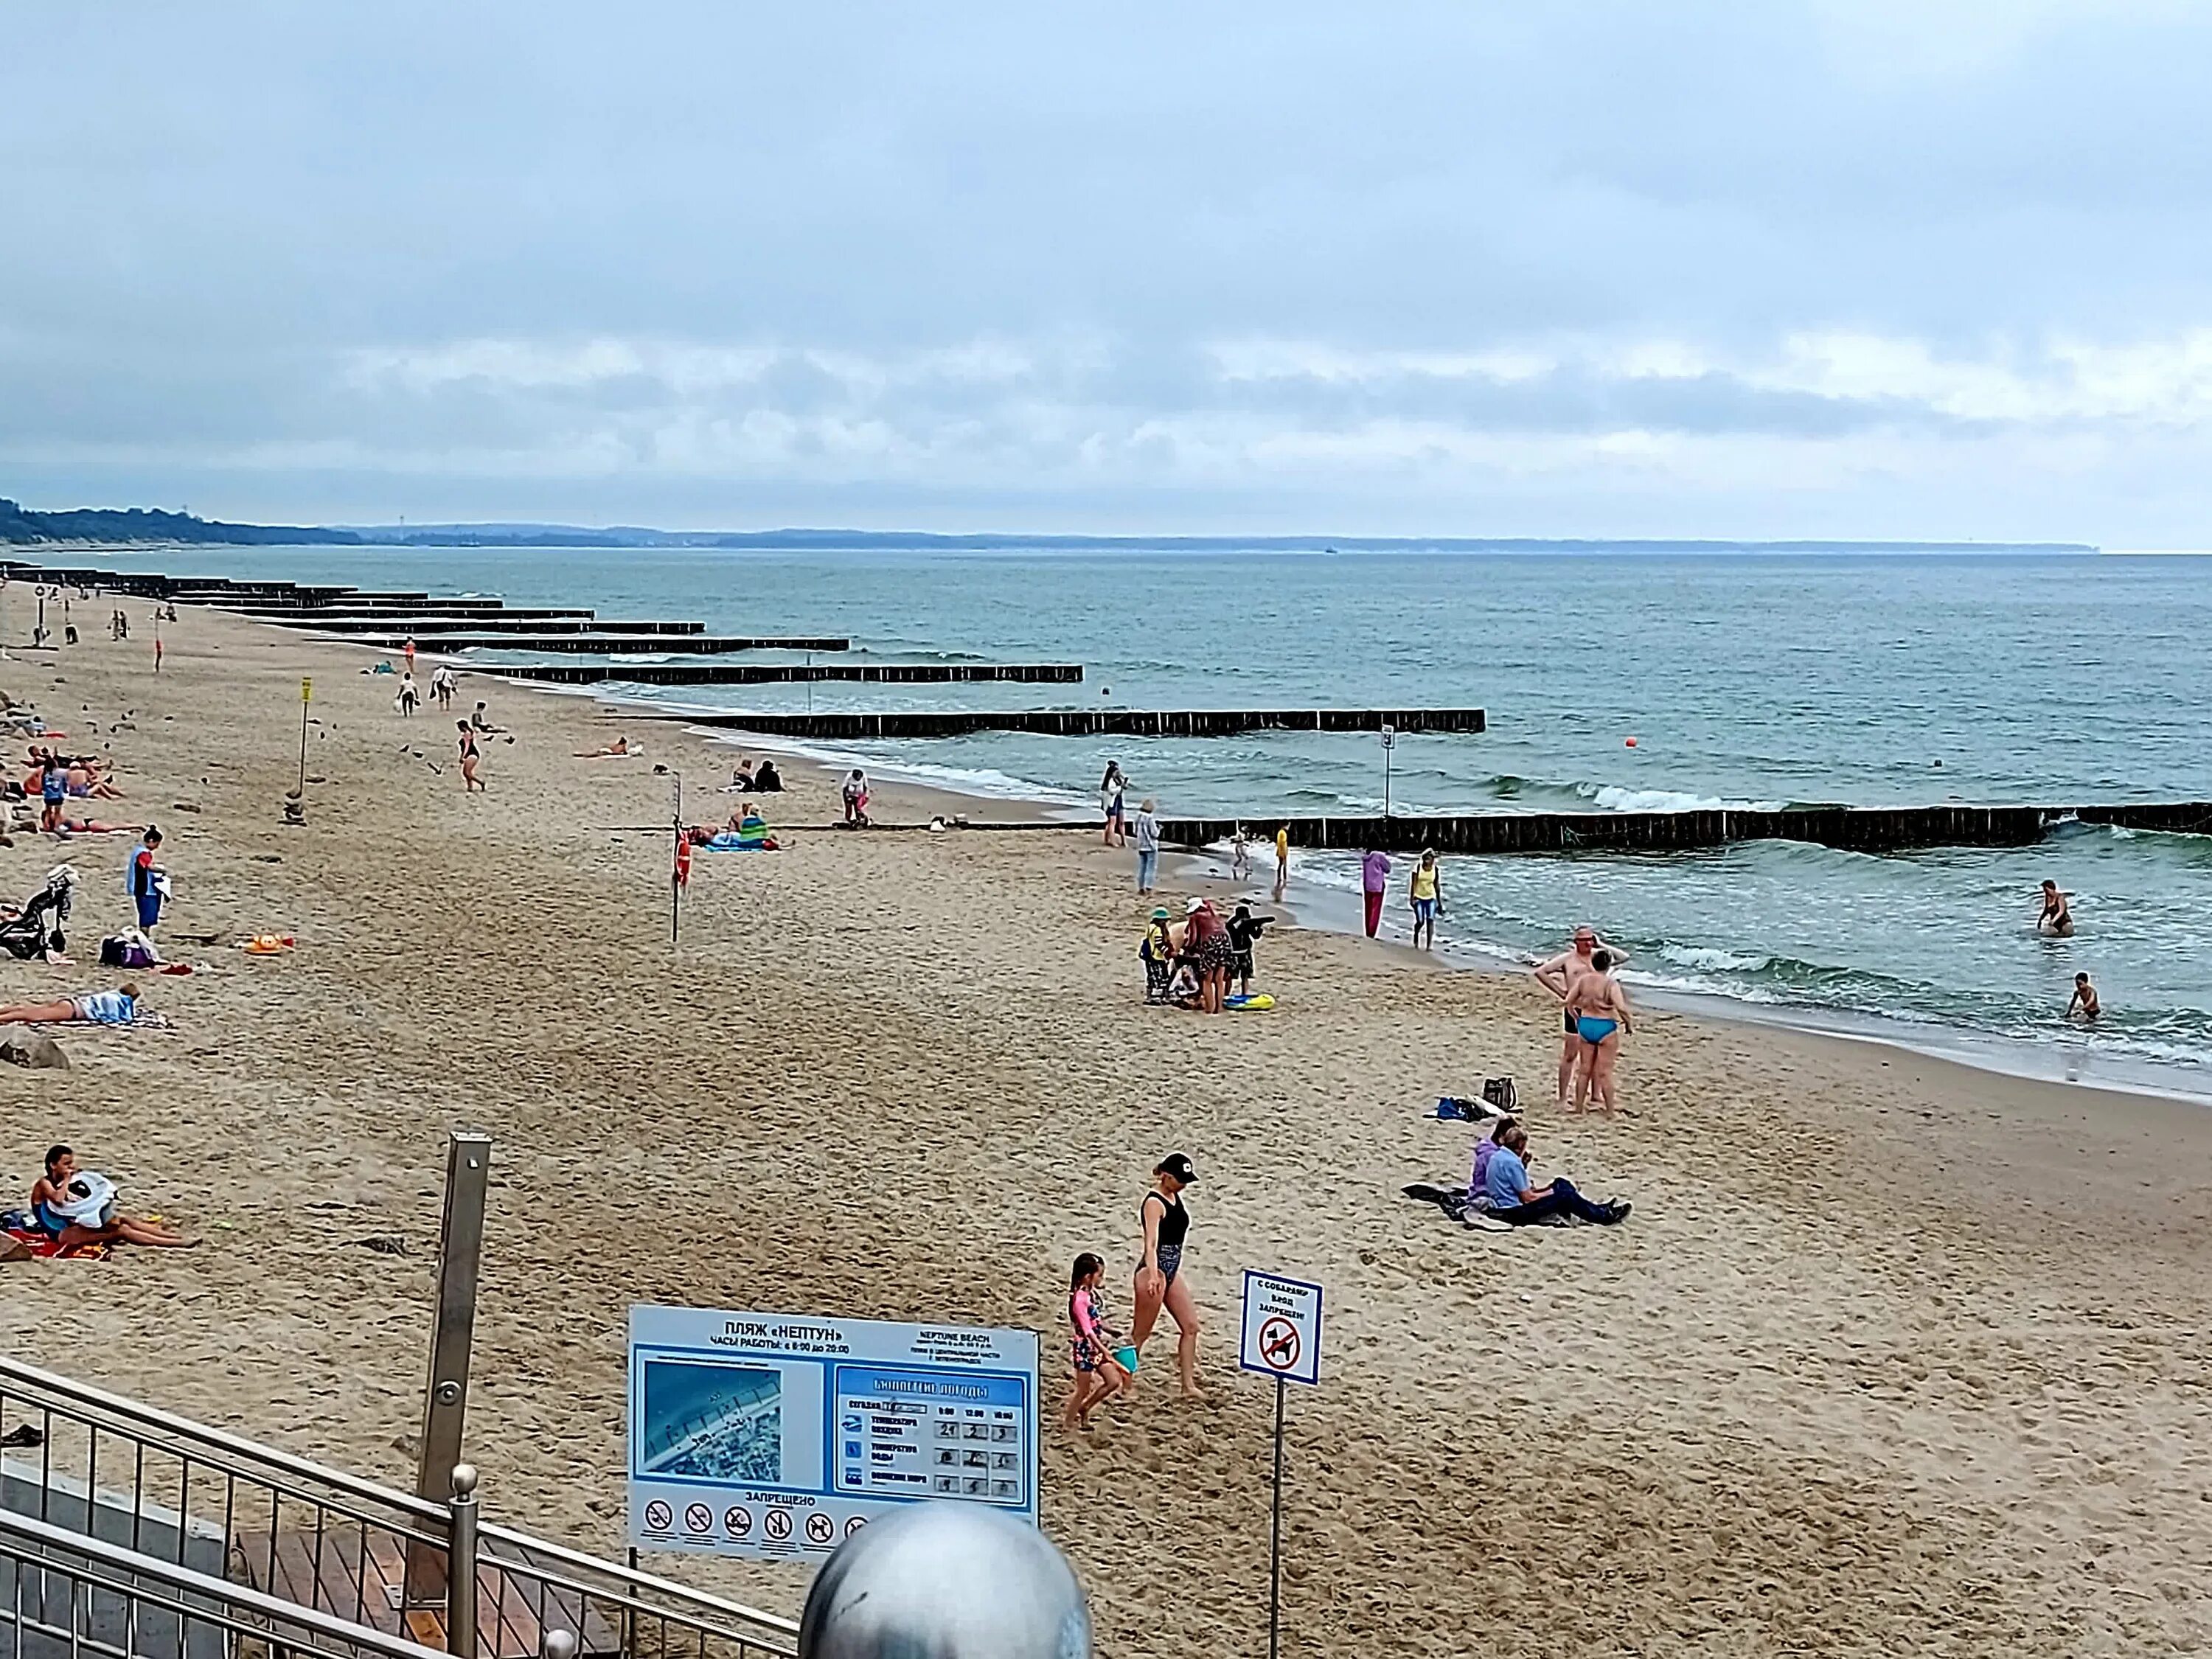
top-left (0, 497), bottom-right (2100, 554)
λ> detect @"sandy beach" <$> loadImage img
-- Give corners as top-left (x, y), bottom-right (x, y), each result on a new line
top-left (3, 602), bottom-right (2210, 1658)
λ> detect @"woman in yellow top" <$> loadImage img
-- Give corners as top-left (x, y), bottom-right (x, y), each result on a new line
top-left (1408, 848), bottom-right (1444, 950)
top-left (1273, 826), bottom-right (1290, 899)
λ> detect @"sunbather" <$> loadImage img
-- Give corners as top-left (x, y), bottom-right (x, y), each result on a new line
top-left (0, 982), bottom-right (143, 1026)
top-left (29, 1144), bottom-right (198, 1249)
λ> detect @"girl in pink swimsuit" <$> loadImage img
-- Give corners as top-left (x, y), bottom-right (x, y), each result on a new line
top-left (1061, 1253), bottom-right (1135, 1428)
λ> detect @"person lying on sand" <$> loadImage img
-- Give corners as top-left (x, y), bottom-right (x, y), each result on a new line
top-left (0, 982), bottom-right (144, 1026)
top-left (53, 817), bottom-right (141, 836)
top-left (1481, 1123), bottom-right (1630, 1225)
top-left (30, 1143), bottom-right (198, 1250)
top-left (575, 737), bottom-right (636, 757)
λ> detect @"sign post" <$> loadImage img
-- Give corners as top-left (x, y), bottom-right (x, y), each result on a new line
top-left (1240, 1270), bottom-right (1324, 1659)
top-left (1380, 724), bottom-right (1396, 818)
top-left (298, 678), bottom-right (313, 796)
top-left (627, 1306), bottom-right (1040, 1564)
top-left (669, 771), bottom-right (686, 947)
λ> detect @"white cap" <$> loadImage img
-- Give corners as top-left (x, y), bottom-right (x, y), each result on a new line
top-left (1185, 897), bottom-right (1204, 914)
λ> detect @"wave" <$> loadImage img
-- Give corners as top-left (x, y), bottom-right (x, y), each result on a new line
top-left (686, 728), bottom-right (1088, 809)
top-left (1575, 781), bottom-right (1789, 813)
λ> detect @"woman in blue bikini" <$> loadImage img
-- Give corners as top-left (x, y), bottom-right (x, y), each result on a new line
top-left (1569, 949), bottom-right (1634, 1114)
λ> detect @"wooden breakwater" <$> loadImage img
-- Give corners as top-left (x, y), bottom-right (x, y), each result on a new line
top-left (268, 615), bottom-right (709, 636)
top-left (397, 633), bottom-right (854, 655)
top-left (675, 707), bottom-right (1487, 739)
top-left (229, 604), bottom-right (601, 623)
top-left (492, 661), bottom-right (1084, 686)
top-left (1158, 801), bottom-right (2212, 855)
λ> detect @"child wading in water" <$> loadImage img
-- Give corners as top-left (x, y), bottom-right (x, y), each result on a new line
top-left (1062, 1252), bottom-right (1136, 1428)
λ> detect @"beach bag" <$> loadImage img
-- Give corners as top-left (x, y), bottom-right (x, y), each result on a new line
top-left (99, 934), bottom-right (157, 969)
top-left (1481, 1076), bottom-right (1519, 1114)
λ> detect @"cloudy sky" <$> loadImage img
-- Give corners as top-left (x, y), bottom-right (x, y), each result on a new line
top-left (5, 1), bottom-right (2211, 539)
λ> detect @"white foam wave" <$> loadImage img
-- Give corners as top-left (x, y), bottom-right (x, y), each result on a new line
top-left (1576, 782), bottom-right (1786, 813)
top-left (1656, 943), bottom-right (1771, 973)
top-left (686, 728), bottom-right (1087, 809)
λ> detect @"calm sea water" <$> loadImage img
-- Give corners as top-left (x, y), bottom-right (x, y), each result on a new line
top-left (145, 545), bottom-right (2212, 1092)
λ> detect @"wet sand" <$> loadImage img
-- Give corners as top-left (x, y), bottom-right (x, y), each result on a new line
top-left (2, 604), bottom-right (2209, 1657)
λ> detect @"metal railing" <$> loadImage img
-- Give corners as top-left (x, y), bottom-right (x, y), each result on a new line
top-left (0, 1358), bottom-right (796, 1659)
top-left (1, 1501), bottom-right (449, 1659)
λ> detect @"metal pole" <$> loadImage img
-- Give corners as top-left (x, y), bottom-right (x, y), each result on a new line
top-left (446, 1464), bottom-right (479, 1659)
top-left (408, 1132), bottom-right (491, 1609)
top-left (1269, 1374), bottom-right (1285, 1659)
top-left (298, 698), bottom-right (310, 796)
top-left (670, 772), bottom-right (682, 948)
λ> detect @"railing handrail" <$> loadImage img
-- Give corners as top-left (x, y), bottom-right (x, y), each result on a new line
top-left (0, 1352), bottom-right (801, 1644)
top-left (0, 1353), bottom-right (448, 1523)
top-left (476, 1523), bottom-right (801, 1638)
top-left (0, 1503), bottom-right (449, 1659)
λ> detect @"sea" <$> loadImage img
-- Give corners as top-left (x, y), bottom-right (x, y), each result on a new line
top-left (139, 543), bottom-right (2212, 1098)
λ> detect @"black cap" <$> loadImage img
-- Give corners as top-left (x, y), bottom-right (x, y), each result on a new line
top-left (1155, 1152), bottom-right (1198, 1184)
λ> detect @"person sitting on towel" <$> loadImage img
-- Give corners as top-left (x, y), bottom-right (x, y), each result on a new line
top-left (29, 1143), bottom-right (198, 1250)
top-left (751, 759), bottom-right (783, 792)
top-left (1481, 1123), bottom-right (1630, 1225)
top-left (1469, 1114), bottom-right (1520, 1204)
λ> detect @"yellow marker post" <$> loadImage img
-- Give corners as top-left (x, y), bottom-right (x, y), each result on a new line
top-left (297, 678), bottom-right (313, 795)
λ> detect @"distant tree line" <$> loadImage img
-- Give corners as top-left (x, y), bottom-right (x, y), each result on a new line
top-left (0, 498), bottom-right (359, 546)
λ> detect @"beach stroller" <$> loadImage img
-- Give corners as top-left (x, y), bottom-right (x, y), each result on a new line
top-left (0, 866), bottom-right (74, 960)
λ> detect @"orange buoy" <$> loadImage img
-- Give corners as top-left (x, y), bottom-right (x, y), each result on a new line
top-left (1624, 736), bottom-right (1639, 748)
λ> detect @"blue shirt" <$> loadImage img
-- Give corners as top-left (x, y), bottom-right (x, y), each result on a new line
top-left (1484, 1147), bottom-right (1531, 1209)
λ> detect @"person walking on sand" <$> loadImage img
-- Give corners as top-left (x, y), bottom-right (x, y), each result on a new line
top-left (403, 636), bottom-right (416, 675)
top-left (1360, 844), bottom-right (1391, 938)
top-left (1130, 1154), bottom-right (1203, 1399)
top-left (1183, 896), bottom-right (1231, 1015)
top-left (2067, 972), bottom-right (2101, 1020)
top-left (1099, 762), bottom-right (1128, 847)
top-left (126, 827), bottom-right (165, 932)
top-left (431, 664), bottom-right (456, 712)
top-left (1133, 798), bottom-right (1161, 894)
top-left (1535, 926), bottom-right (1632, 1107)
top-left (2038, 880), bottom-right (2075, 936)
top-left (1408, 848), bottom-right (1444, 950)
top-left (1062, 1252), bottom-right (1135, 1427)
top-left (1565, 948), bottom-right (1634, 1113)
top-left (39, 752), bottom-right (67, 833)
top-left (456, 721), bottom-right (484, 792)
top-left (396, 672), bottom-right (420, 717)
top-left (1273, 824), bottom-right (1290, 900)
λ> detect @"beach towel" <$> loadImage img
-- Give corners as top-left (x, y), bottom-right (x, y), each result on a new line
top-left (3, 1225), bottom-right (108, 1260)
top-left (1400, 1182), bottom-right (1515, 1232)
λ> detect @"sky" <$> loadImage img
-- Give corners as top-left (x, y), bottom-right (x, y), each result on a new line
top-left (4, 1), bottom-right (2212, 540)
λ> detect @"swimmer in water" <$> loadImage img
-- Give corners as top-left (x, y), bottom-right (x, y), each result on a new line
top-left (2038, 880), bottom-right (2074, 937)
top-left (2067, 973), bottom-right (2100, 1020)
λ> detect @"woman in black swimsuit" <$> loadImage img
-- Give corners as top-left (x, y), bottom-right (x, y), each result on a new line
top-left (1129, 1152), bottom-right (1203, 1399)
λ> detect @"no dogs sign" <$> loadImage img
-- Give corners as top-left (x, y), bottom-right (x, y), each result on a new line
top-left (1239, 1270), bottom-right (1324, 1386)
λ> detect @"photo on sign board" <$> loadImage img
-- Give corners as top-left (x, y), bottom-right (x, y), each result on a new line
top-left (640, 1360), bottom-right (783, 1484)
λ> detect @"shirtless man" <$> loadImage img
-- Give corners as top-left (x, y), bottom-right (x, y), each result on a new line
top-left (2067, 972), bottom-right (2101, 1020)
top-left (1534, 926), bottom-right (1632, 1106)
top-left (1563, 949), bottom-right (1634, 1113)
top-left (2037, 880), bottom-right (2074, 936)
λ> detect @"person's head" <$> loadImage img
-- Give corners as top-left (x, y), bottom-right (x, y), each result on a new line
top-left (1141, 797), bottom-right (1155, 813)
top-left (142, 827), bottom-right (161, 849)
top-left (1499, 1124), bottom-right (1528, 1155)
top-left (1573, 926), bottom-right (1597, 956)
top-left (1489, 1113), bottom-right (1520, 1144)
top-left (119, 981), bottom-right (139, 1001)
top-left (2042, 880), bottom-right (2059, 894)
top-left (1420, 848), bottom-right (1436, 867)
top-left (457, 720), bottom-right (470, 733)
top-left (1154, 1152), bottom-right (1198, 1193)
top-left (1234, 902), bottom-right (1251, 919)
top-left (44, 1144), bottom-right (72, 1178)
top-left (2076, 971), bottom-right (2091, 986)
top-left (1150, 906), bottom-right (1170, 924)
top-left (1070, 1251), bottom-right (1105, 1291)
top-left (1185, 897), bottom-right (1206, 919)
top-left (1592, 949), bottom-right (1612, 973)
